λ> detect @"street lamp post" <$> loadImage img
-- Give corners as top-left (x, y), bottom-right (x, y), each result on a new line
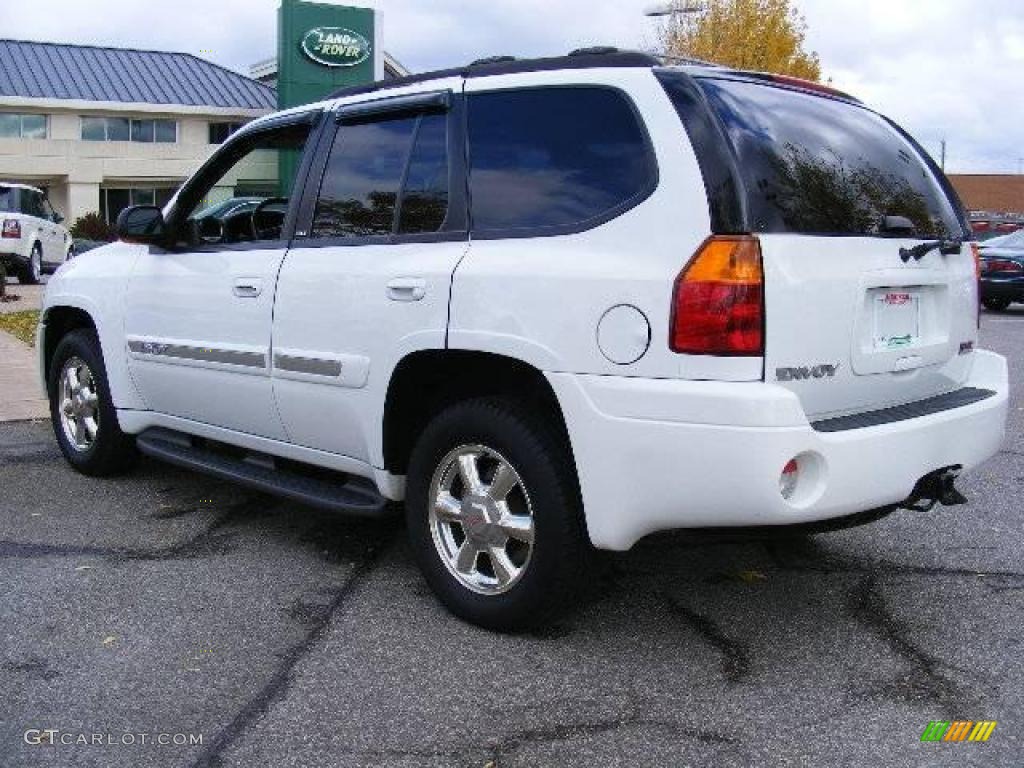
top-left (643, 2), bottom-right (705, 17)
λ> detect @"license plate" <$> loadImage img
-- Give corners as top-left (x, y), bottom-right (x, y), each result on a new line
top-left (873, 290), bottom-right (920, 350)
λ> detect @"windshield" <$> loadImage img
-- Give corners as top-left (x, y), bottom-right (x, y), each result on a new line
top-left (981, 229), bottom-right (1024, 249)
top-left (191, 198), bottom-right (259, 221)
top-left (692, 77), bottom-right (962, 238)
top-left (0, 186), bottom-right (12, 212)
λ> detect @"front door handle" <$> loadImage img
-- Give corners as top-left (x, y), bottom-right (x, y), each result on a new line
top-left (386, 277), bottom-right (426, 302)
top-left (233, 278), bottom-right (263, 299)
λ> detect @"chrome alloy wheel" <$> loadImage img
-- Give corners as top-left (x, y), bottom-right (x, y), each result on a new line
top-left (428, 444), bottom-right (535, 595)
top-left (58, 356), bottom-right (100, 452)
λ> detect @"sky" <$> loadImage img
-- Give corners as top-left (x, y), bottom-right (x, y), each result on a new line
top-left (2, 0), bottom-right (1022, 173)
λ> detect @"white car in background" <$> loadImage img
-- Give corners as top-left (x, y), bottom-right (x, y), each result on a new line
top-left (0, 182), bottom-right (74, 284)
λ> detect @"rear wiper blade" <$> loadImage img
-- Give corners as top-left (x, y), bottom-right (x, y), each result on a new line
top-left (899, 239), bottom-right (963, 263)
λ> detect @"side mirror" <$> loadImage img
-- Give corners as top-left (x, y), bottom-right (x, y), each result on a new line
top-left (52, 212), bottom-right (64, 224)
top-left (117, 206), bottom-right (166, 244)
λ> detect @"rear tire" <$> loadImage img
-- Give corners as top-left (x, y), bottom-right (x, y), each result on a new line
top-left (18, 242), bottom-right (42, 285)
top-left (48, 328), bottom-right (137, 476)
top-left (983, 296), bottom-right (1012, 312)
top-left (406, 397), bottom-right (590, 632)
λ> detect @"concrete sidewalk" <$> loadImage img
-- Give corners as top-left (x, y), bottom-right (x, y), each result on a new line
top-left (0, 329), bottom-right (48, 422)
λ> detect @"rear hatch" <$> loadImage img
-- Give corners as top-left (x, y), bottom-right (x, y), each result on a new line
top-left (668, 72), bottom-right (977, 420)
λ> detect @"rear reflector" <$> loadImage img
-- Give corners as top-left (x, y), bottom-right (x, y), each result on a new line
top-left (971, 243), bottom-right (981, 328)
top-left (780, 459), bottom-right (799, 500)
top-left (1, 219), bottom-right (20, 239)
top-left (670, 235), bottom-right (764, 356)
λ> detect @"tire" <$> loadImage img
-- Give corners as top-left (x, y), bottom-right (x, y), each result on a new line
top-left (48, 328), bottom-right (137, 476)
top-left (406, 397), bottom-right (590, 631)
top-left (982, 296), bottom-right (1012, 312)
top-left (18, 242), bottom-right (42, 285)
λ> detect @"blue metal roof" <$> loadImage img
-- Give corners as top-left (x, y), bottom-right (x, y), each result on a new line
top-left (0, 39), bottom-right (276, 110)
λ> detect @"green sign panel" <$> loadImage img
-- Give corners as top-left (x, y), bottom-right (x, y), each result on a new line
top-left (277, 0), bottom-right (377, 110)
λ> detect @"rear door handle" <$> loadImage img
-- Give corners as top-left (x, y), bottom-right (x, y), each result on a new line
top-left (386, 277), bottom-right (426, 302)
top-left (233, 278), bottom-right (263, 298)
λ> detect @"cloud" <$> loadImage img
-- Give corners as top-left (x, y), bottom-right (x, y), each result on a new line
top-left (2, 0), bottom-right (1020, 172)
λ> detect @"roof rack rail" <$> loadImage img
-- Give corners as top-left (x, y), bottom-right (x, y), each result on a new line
top-left (658, 53), bottom-right (722, 68)
top-left (568, 46), bottom-right (621, 56)
top-left (327, 50), bottom-right (662, 102)
top-left (470, 55), bottom-right (517, 66)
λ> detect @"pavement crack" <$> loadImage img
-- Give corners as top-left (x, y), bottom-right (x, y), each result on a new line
top-left (763, 539), bottom-right (1024, 589)
top-left (2, 656), bottom-right (59, 681)
top-left (187, 530), bottom-right (395, 768)
top-left (662, 593), bottom-right (751, 683)
top-left (845, 575), bottom-right (975, 717)
top-left (0, 495), bottom-right (275, 562)
top-left (488, 715), bottom-right (736, 763)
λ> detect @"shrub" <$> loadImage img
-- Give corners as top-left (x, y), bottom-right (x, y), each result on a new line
top-left (69, 212), bottom-right (115, 242)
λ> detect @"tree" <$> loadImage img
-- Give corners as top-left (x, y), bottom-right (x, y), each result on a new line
top-left (660, 0), bottom-right (821, 82)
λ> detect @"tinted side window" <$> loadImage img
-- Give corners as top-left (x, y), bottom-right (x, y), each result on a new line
top-left (467, 87), bottom-right (656, 234)
top-left (398, 113), bottom-right (449, 234)
top-left (313, 117), bottom-right (418, 238)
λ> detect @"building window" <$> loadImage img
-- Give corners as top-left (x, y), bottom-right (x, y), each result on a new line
top-left (82, 117), bottom-right (177, 143)
top-left (209, 122), bottom-right (246, 144)
top-left (0, 113), bottom-right (48, 139)
top-left (99, 187), bottom-right (177, 224)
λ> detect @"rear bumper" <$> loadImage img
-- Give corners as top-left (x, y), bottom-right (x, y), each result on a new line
top-left (547, 350), bottom-right (1009, 551)
top-left (980, 279), bottom-right (1024, 301)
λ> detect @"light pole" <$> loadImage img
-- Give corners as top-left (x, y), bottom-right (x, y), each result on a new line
top-left (644, 2), bottom-right (705, 17)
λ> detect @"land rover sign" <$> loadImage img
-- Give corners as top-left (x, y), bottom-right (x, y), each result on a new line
top-left (300, 26), bottom-right (371, 68)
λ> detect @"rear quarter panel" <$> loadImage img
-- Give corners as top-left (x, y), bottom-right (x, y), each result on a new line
top-left (449, 68), bottom-right (759, 381)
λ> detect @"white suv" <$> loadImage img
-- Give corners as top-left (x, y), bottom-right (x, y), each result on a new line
top-left (1, 182), bottom-right (73, 284)
top-left (39, 51), bottom-right (1009, 629)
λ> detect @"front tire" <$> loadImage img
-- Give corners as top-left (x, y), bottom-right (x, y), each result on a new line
top-left (406, 398), bottom-right (590, 631)
top-left (18, 242), bottom-right (42, 285)
top-left (983, 296), bottom-right (1012, 312)
top-left (48, 329), bottom-right (137, 476)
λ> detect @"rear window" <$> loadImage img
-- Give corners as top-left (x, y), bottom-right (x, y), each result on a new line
top-left (680, 76), bottom-right (961, 238)
top-left (0, 186), bottom-right (12, 212)
top-left (467, 87), bottom-right (656, 235)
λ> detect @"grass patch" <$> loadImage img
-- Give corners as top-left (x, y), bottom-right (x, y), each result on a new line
top-left (0, 309), bottom-right (41, 346)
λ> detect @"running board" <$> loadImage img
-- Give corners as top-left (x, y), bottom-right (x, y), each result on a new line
top-left (136, 429), bottom-right (391, 518)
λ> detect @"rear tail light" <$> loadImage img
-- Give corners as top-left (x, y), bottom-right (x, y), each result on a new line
top-left (983, 259), bottom-right (1023, 273)
top-left (2, 219), bottom-right (21, 239)
top-left (670, 235), bottom-right (764, 356)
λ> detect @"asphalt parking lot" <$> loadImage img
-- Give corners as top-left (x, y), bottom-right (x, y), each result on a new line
top-left (2, 310), bottom-right (1022, 768)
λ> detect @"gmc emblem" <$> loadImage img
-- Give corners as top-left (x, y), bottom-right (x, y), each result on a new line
top-left (776, 364), bottom-right (840, 381)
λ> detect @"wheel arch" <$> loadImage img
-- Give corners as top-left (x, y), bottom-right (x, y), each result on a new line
top-left (382, 349), bottom-right (575, 478)
top-left (41, 305), bottom-right (97, 392)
